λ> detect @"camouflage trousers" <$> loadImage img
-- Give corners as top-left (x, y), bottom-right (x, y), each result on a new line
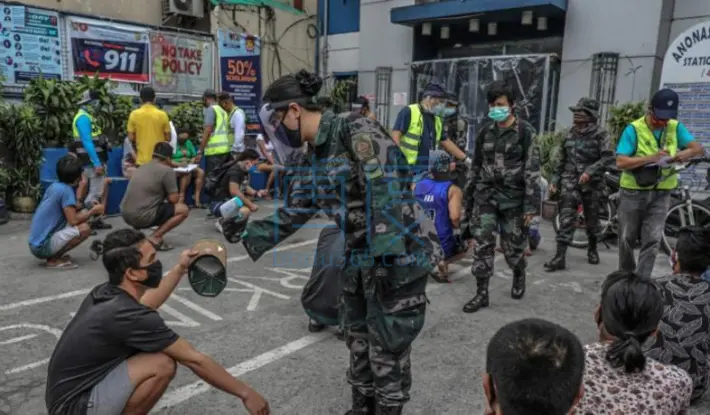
top-left (341, 254), bottom-right (429, 407)
top-left (471, 203), bottom-right (527, 282)
top-left (556, 187), bottom-right (601, 246)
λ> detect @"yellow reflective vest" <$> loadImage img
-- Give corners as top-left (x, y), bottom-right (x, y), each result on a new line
top-left (205, 105), bottom-right (230, 156)
top-left (399, 104), bottom-right (442, 165)
top-left (620, 117), bottom-right (679, 190)
top-left (72, 109), bottom-right (103, 138)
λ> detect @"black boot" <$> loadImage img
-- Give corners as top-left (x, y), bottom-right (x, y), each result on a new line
top-left (587, 237), bottom-right (600, 265)
top-left (511, 269), bottom-right (526, 300)
top-left (308, 319), bottom-right (325, 333)
top-left (463, 279), bottom-right (489, 313)
top-left (345, 387), bottom-right (375, 414)
top-left (375, 403), bottom-right (403, 415)
top-left (544, 245), bottom-right (567, 272)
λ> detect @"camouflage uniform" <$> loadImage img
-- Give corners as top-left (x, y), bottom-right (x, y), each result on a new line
top-left (463, 119), bottom-right (541, 313)
top-left (545, 98), bottom-right (614, 271)
top-left (445, 116), bottom-right (469, 190)
top-left (240, 111), bottom-right (443, 414)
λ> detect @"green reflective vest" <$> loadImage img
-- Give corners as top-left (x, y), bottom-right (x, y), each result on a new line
top-left (72, 109), bottom-right (103, 138)
top-left (205, 105), bottom-right (230, 156)
top-left (620, 117), bottom-right (679, 190)
top-left (399, 104), bottom-right (442, 165)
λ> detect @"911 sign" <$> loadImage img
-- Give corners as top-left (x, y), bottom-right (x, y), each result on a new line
top-left (70, 38), bottom-right (150, 83)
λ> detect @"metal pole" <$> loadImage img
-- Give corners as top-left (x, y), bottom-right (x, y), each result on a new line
top-left (322, 0), bottom-right (329, 76)
top-left (539, 55), bottom-right (550, 133)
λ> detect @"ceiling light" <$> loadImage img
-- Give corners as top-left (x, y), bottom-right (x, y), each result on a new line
top-left (469, 18), bottom-right (479, 32)
top-left (440, 25), bottom-right (450, 39)
top-left (537, 16), bottom-right (547, 31)
top-left (488, 22), bottom-right (497, 36)
top-left (422, 22), bottom-right (432, 36)
top-left (522, 10), bottom-right (533, 25)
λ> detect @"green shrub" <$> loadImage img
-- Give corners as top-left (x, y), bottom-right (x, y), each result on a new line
top-left (170, 101), bottom-right (204, 142)
top-left (23, 77), bottom-right (84, 147)
top-left (535, 129), bottom-right (566, 182)
top-left (606, 101), bottom-right (646, 147)
top-left (0, 103), bottom-right (44, 201)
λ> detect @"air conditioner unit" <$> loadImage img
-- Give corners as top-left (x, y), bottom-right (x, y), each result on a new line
top-left (163, 0), bottom-right (205, 18)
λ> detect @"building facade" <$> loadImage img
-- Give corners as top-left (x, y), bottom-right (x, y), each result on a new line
top-left (318, 0), bottom-right (710, 137)
top-left (6, 0), bottom-right (316, 93)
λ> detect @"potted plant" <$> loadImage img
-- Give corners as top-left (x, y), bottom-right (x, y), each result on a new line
top-left (606, 101), bottom-right (646, 147)
top-left (535, 129), bottom-right (566, 220)
top-left (0, 104), bottom-right (44, 213)
top-left (9, 166), bottom-right (42, 213)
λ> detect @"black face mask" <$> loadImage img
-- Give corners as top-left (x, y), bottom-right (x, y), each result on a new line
top-left (281, 110), bottom-right (303, 148)
top-left (137, 260), bottom-right (163, 288)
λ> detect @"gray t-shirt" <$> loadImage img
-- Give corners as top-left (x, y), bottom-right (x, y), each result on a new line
top-left (203, 106), bottom-right (215, 128)
top-left (120, 160), bottom-right (178, 228)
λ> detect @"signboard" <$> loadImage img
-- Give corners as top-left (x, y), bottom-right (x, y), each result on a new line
top-left (660, 20), bottom-right (710, 193)
top-left (0, 3), bottom-right (62, 85)
top-left (218, 29), bottom-right (262, 134)
top-left (150, 31), bottom-right (213, 95)
top-left (67, 17), bottom-right (150, 83)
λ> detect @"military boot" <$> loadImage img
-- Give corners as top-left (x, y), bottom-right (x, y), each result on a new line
top-left (463, 279), bottom-right (489, 313)
top-left (511, 269), bottom-right (526, 300)
top-left (544, 245), bottom-right (567, 272)
top-left (375, 403), bottom-right (403, 415)
top-left (587, 236), bottom-right (600, 265)
top-left (345, 387), bottom-right (375, 415)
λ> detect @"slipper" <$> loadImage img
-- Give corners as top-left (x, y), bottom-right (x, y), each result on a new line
top-left (150, 239), bottom-right (174, 251)
top-left (47, 261), bottom-right (78, 270)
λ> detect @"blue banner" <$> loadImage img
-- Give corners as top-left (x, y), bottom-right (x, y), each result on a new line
top-left (218, 29), bottom-right (262, 135)
top-left (0, 3), bottom-right (62, 85)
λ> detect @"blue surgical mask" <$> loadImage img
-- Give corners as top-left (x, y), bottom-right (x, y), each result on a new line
top-left (429, 103), bottom-right (445, 116)
top-left (441, 107), bottom-right (457, 118)
top-left (488, 106), bottom-right (510, 122)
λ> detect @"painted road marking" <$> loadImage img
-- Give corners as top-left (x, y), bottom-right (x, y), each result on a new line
top-left (170, 294), bottom-right (223, 321)
top-left (0, 289), bottom-right (91, 312)
top-left (227, 238), bottom-right (318, 263)
top-left (155, 333), bottom-right (330, 410)
top-left (1, 323), bottom-right (62, 375)
top-left (160, 304), bottom-right (200, 327)
top-left (227, 278), bottom-right (290, 311)
top-left (0, 334), bottom-right (38, 345)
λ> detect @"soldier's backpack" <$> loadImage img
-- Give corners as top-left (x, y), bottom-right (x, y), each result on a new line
top-left (204, 158), bottom-right (237, 197)
top-left (301, 227), bottom-right (345, 326)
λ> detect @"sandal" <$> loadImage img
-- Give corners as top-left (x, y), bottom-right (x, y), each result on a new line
top-left (150, 239), bottom-right (174, 251)
top-left (46, 260), bottom-right (78, 270)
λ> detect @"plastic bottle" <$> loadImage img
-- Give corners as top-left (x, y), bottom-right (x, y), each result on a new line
top-left (218, 196), bottom-right (244, 219)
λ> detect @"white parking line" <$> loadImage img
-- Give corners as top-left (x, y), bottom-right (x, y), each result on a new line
top-left (155, 332), bottom-right (329, 410)
top-left (169, 294), bottom-right (223, 321)
top-left (0, 334), bottom-right (38, 345)
top-left (0, 289), bottom-right (91, 312)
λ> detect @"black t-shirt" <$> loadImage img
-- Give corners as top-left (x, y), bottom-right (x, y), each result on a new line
top-left (45, 283), bottom-right (179, 415)
top-left (214, 166), bottom-right (248, 201)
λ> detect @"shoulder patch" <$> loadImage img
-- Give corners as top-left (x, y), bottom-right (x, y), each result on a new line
top-left (351, 133), bottom-right (376, 160)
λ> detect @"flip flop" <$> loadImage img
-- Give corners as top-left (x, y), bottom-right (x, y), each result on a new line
top-left (46, 261), bottom-right (78, 270)
top-left (150, 239), bottom-right (174, 251)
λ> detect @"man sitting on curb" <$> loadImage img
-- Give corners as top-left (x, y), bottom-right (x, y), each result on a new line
top-left (414, 150), bottom-right (470, 282)
top-left (46, 228), bottom-right (270, 415)
top-left (28, 155), bottom-right (100, 269)
top-left (121, 142), bottom-right (189, 251)
top-left (209, 149), bottom-right (264, 233)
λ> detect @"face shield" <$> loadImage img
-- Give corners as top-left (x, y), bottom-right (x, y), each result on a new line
top-left (258, 103), bottom-right (305, 166)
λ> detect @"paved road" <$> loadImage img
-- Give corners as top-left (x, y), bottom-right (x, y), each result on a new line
top-left (0, 203), bottom-right (708, 414)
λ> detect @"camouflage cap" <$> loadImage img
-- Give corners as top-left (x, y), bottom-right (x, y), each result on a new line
top-left (430, 150), bottom-right (452, 173)
top-left (569, 97), bottom-right (600, 118)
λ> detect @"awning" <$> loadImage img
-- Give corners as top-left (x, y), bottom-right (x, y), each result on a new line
top-left (391, 0), bottom-right (567, 25)
top-left (210, 0), bottom-right (305, 15)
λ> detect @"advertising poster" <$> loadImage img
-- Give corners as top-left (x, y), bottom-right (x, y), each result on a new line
top-left (68, 18), bottom-right (150, 83)
top-left (0, 2), bottom-right (62, 85)
top-left (218, 29), bottom-right (262, 134)
top-left (150, 31), bottom-right (213, 95)
top-left (660, 20), bottom-right (710, 194)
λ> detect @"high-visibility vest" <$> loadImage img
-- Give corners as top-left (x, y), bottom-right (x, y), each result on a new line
top-left (72, 109), bottom-right (103, 138)
top-left (205, 105), bottom-right (230, 156)
top-left (399, 104), bottom-right (442, 165)
top-left (620, 117), bottom-right (679, 190)
top-left (226, 106), bottom-right (245, 147)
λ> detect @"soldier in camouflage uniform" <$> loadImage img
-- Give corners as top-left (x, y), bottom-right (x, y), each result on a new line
top-left (443, 95), bottom-right (469, 191)
top-left (463, 82), bottom-right (541, 313)
top-left (229, 70), bottom-right (443, 415)
top-left (544, 98), bottom-right (614, 271)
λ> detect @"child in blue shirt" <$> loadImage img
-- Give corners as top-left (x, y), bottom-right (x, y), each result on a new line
top-left (28, 155), bottom-right (102, 269)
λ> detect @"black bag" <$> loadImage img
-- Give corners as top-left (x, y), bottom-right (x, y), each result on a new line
top-left (0, 198), bottom-right (8, 225)
top-left (631, 166), bottom-right (661, 187)
top-left (204, 158), bottom-right (237, 197)
top-left (301, 227), bottom-right (345, 326)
